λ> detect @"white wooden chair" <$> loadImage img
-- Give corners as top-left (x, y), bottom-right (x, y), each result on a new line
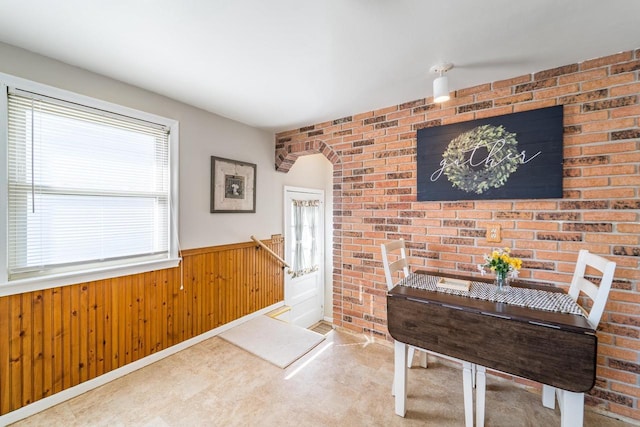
top-left (540, 249), bottom-right (616, 426)
top-left (381, 238), bottom-right (428, 369)
top-left (473, 249), bottom-right (616, 427)
top-left (383, 238), bottom-right (476, 426)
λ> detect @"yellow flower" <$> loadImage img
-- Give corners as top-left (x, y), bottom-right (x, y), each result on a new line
top-left (480, 247), bottom-right (522, 276)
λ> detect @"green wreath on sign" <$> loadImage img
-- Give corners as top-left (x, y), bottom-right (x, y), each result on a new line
top-left (443, 124), bottom-right (520, 194)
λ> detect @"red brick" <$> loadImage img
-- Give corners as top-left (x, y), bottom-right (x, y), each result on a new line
top-left (583, 188), bottom-right (636, 199)
top-left (586, 234), bottom-right (639, 245)
top-left (382, 142), bottom-right (412, 153)
top-left (581, 73), bottom-right (636, 91)
top-left (455, 83), bottom-right (492, 97)
top-left (473, 202), bottom-right (512, 211)
top-left (581, 118), bottom-right (635, 133)
top-left (535, 64), bottom-right (579, 80)
top-left (441, 112), bottom-right (475, 124)
top-left (564, 110), bottom-right (609, 125)
top-left (422, 108), bottom-right (454, 122)
top-left (386, 108), bottom-right (411, 120)
top-left (583, 141), bottom-right (637, 155)
top-left (611, 82), bottom-right (640, 97)
top-left (502, 230), bottom-right (535, 240)
top-left (374, 105), bottom-right (399, 116)
top-left (611, 176), bottom-right (640, 187)
top-left (611, 105), bottom-right (640, 119)
top-left (598, 344), bottom-right (638, 361)
top-left (399, 99), bottom-right (426, 110)
top-left (534, 83), bottom-right (580, 99)
top-left (597, 366), bottom-right (638, 385)
top-left (352, 111), bottom-right (374, 121)
top-left (474, 106), bottom-right (514, 119)
top-left (493, 74), bottom-right (532, 89)
top-left (517, 221), bottom-right (559, 231)
top-left (564, 132), bottom-right (609, 146)
top-left (617, 337), bottom-right (640, 351)
top-left (581, 51), bottom-right (634, 70)
top-left (563, 104), bottom-right (581, 115)
top-left (477, 87), bottom-right (512, 101)
top-left (558, 68), bottom-right (609, 85)
top-left (512, 99), bottom-right (557, 112)
top-left (582, 165), bottom-right (636, 177)
top-left (513, 201), bottom-right (559, 210)
top-left (443, 94), bottom-right (476, 107)
top-left (619, 224), bottom-right (640, 234)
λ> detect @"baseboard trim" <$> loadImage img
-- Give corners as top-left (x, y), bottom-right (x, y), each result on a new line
top-left (0, 301), bottom-right (284, 425)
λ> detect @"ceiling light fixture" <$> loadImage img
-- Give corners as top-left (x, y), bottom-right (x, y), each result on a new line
top-left (430, 63), bottom-right (454, 103)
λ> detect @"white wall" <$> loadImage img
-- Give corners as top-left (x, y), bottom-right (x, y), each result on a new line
top-left (0, 42), bottom-right (333, 253)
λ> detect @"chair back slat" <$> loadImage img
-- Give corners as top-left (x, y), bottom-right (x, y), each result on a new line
top-left (381, 238), bottom-right (410, 290)
top-left (568, 249), bottom-right (616, 328)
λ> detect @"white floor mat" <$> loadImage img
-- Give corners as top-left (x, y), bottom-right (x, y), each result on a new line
top-left (219, 315), bottom-right (325, 368)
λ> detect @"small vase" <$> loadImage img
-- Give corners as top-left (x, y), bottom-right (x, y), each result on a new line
top-left (495, 271), bottom-right (508, 292)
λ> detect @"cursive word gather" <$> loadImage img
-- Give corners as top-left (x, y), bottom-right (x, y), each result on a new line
top-left (430, 138), bottom-right (542, 182)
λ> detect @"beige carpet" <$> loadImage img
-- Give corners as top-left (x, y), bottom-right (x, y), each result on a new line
top-left (219, 315), bottom-right (325, 368)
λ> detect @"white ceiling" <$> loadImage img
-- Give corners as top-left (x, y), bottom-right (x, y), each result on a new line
top-left (0, 1), bottom-right (638, 132)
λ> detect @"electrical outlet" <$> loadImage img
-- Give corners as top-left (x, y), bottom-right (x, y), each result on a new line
top-left (486, 224), bottom-right (501, 243)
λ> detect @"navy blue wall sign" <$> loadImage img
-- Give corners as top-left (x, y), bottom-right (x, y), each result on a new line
top-left (417, 105), bottom-right (563, 201)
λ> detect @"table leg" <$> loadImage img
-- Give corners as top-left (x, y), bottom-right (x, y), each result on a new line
top-left (462, 361), bottom-right (474, 427)
top-left (542, 384), bottom-right (556, 409)
top-left (475, 365), bottom-right (486, 427)
top-left (394, 340), bottom-right (407, 417)
top-left (560, 390), bottom-right (584, 427)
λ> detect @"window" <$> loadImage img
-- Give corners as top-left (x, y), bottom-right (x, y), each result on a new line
top-left (1, 76), bottom-right (179, 290)
top-left (289, 199), bottom-right (321, 278)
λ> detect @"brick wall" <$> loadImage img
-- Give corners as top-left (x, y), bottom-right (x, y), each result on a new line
top-left (275, 49), bottom-right (640, 422)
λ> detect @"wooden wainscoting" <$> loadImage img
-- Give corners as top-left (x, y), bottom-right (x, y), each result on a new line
top-left (0, 236), bottom-right (284, 416)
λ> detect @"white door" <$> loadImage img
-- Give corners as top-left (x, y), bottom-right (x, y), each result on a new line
top-left (284, 186), bottom-right (324, 328)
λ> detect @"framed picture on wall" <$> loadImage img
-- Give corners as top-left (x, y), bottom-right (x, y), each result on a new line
top-left (417, 105), bottom-right (564, 201)
top-left (210, 156), bottom-right (257, 213)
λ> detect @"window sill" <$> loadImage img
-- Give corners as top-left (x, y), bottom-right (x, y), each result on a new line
top-left (0, 258), bottom-right (181, 297)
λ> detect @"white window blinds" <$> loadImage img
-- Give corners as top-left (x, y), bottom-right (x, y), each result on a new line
top-left (7, 88), bottom-right (171, 280)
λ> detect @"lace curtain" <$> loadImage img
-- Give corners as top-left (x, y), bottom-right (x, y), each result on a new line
top-left (291, 199), bottom-right (320, 278)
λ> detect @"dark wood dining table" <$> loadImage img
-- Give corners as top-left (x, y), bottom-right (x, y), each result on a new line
top-left (387, 270), bottom-right (596, 427)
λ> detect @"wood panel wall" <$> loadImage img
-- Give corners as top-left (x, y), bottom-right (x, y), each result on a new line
top-left (0, 236), bottom-right (284, 416)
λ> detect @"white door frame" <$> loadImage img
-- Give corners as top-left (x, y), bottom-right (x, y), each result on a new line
top-left (284, 186), bottom-right (325, 327)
